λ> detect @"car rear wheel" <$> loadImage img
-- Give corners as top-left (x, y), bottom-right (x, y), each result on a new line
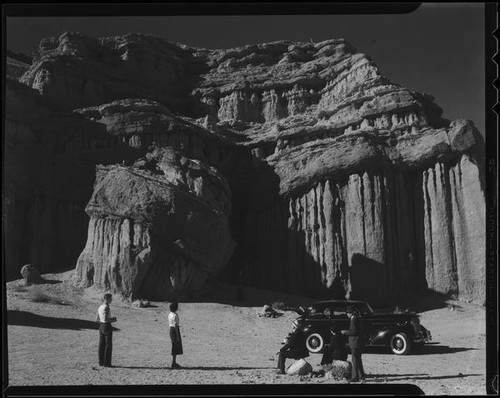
top-left (390, 332), bottom-right (412, 355)
top-left (306, 333), bottom-right (324, 353)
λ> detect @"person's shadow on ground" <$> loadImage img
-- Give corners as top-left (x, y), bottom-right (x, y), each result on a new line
top-left (114, 366), bottom-right (275, 370)
top-left (7, 310), bottom-right (120, 331)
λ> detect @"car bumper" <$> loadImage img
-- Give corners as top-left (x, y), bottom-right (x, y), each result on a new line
top-left (413, 328), bottom-right (432, 343)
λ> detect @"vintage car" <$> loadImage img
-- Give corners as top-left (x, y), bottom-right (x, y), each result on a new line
top-left (290, 300), bottom-right (432, 355)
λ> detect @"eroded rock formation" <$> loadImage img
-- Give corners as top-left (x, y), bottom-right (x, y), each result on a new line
top-left (5, 32), bottom-right (485, 304)
top-left (20, 32), bottom-right (205, 113)
top-left (73, 148), bottom-right (234, 299)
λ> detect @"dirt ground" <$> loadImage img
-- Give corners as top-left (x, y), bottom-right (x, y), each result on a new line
top-left (5, 271), bottom-right (487, 394)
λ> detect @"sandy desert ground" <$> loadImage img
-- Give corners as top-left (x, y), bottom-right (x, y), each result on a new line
top-left (5, 271), bottom-right (487, 395)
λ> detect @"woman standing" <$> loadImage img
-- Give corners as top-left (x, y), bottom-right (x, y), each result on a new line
top-left (168, 302), bottom-right (183, 369)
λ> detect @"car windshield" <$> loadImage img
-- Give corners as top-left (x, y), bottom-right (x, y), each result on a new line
top-left (308, 301), bottom-right (374, 316)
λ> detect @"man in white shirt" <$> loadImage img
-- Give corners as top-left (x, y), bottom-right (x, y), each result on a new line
top-left (95, 293), bottom-right (117, 367)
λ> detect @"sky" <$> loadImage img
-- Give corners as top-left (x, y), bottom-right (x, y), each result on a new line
top-left (5, 3), bottom-right (486, 134)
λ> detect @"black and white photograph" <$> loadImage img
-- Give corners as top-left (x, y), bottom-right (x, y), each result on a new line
top-left (3, 2), bottom-right (497, 395)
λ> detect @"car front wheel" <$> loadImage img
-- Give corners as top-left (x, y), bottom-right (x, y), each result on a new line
top-left (305, 333), bottom-right (324, 353)
top-left (390, 332), bottom-right (412, 355)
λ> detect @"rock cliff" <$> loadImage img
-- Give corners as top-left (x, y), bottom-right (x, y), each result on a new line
top-left (6, 50), bottom-right (31, 80)
top-left (20, 32), bottom-right (205, 113)
top-left (5, 32), bottom-right (485, 304)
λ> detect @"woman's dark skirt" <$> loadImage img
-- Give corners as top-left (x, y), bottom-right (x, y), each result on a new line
top-left (170, 326), bottom-right (183, 355)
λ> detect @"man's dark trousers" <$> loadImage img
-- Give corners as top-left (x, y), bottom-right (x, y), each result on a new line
top-left (350, 348), bottom-right (365, 380)
top-left (277, 349), bottom-right (304, 372)
top-left (98, 323), bottom-right (113, 366)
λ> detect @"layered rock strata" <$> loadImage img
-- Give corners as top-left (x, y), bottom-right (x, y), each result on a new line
top-left (20, 32), bottom-right (206, 113)
top-left (189, 38), bottom-right (484, 305)
top-left (5, 32), bottom-right (485, 304)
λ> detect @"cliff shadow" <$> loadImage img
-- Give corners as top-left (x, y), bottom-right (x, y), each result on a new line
top-left (395, 291), bottom-right (468, 313)
top-left (372, 290), bottom-right (468, 314)
top-left (213, 155), bottom-right (353, 307)
top-left (284, 226), bottom-right (333, 299)
top-left (206, 208), bottom-right (335, 307)
top-left (189, 278), bottom-right (317, 309)
top-left (325, 276), bottom-right (348, 300)
top-left (212, 154), bottom-right (322, 305)
top-left (348, 253), bottom-right (455, 311)
top-left (349, 253), bottom-right (388, 307)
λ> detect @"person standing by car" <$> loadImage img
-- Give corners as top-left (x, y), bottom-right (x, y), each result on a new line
top-left (342, 306), bottom-right (366, 382)
top-left (276, 321), bottom-right (309, 374)
top-left (95, 293), bottom-right (117, 367)
top-left (321, 325), bottom-right (348, 365)
top-left (168, 302), bottom-right (183, 369)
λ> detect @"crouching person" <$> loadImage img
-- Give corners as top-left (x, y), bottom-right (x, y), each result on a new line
top-left (277, 321), bottom-right (309, 374)
top-left (321, 325), bottom-right (348, 366)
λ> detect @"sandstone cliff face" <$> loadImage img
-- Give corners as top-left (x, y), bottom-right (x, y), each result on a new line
top-left (5, 32), bottom-right (485, 304)
top-left (21, 32), bottom-right (205, 113)
top-left (421, 155), bottom-right (485, 300)
top-left (189, 37), bottom-right (484, 305)
top-left (241, 150), bottom-right (485, 305)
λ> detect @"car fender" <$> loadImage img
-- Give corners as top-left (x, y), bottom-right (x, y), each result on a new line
top-left (370, 328), bottom-right (393, 345)
top-left (369, 324), bottom-right (414, 345)
top-left (301, 325), bottom-right (331, 345)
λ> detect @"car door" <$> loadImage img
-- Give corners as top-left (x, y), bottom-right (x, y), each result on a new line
top-left (331, 303), bottom-right (350, 331)
top-left (311, 305), bottom-right (335, 340)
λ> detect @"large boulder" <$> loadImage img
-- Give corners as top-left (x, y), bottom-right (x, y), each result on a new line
top-left (73, 147), bottom-right (235, 300)
top-left (324, 360), bottom-right (352, 380)
top-left (20, 264), bottom-right (42, 285)
top-left (286, 358), bottom-right (313, 376)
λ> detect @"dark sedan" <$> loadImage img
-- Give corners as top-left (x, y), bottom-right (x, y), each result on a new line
top-left (291, 300), bottom-right (432, 355)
